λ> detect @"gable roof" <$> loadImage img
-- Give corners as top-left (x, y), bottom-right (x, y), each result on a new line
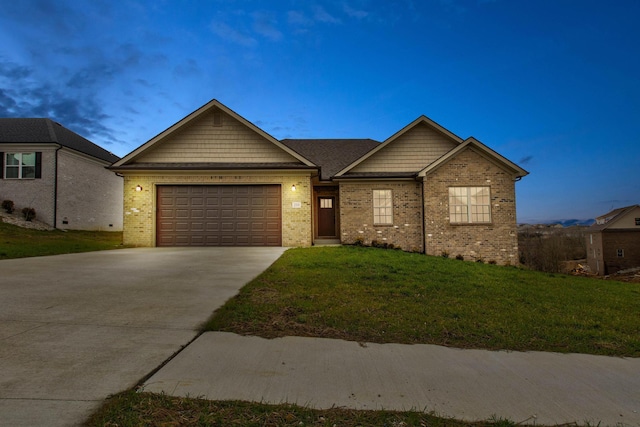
top-left (0, 118), bottom-right (120, 163)
top-left (335, 115), bottom-right (463, 177)
top-left (590, 204), bottom-right (640, 231)
top-left (418, 137), bottom-right (529, 177)
top-left (280, 139), bottom-right (380, 180)
top-left (112, 99), bottom-right (315, 168)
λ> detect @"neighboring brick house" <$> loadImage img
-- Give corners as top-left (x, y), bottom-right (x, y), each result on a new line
top-left (0, 118), bottom-right (123, 230)
top-left (110, 99), bottom-right (528, 264)
top-left (586, 205), bottom-right (640, 275)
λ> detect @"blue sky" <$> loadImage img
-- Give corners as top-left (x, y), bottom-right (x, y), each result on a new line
top-left (1, 0), bottom-right (638, 223)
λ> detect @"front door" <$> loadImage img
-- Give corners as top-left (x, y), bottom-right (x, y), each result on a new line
top-left (317, 196), bottom-right (336, 237)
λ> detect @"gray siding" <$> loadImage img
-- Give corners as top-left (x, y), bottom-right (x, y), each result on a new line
top-left (57, 150), bottom-right (123, 230)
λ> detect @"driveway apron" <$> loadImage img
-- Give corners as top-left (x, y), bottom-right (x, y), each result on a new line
top-left (0, 247), bottom-right (286, 427)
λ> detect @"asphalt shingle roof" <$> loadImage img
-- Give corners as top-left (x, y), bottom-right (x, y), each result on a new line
top-left (280, 138), bottom-right (380, 180)
top-left (0, 118), bottom-right (120, 163)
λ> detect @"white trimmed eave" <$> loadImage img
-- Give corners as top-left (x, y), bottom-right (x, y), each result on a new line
top-left (600, 205), bottom-right (640, 229)
top-left (334, 115), bottom-right (464, 177)
top-left (332, 177), bottom-right (417, 183)
top-left (418, 137), bottom-right (529, 178)
top-left (112, 99), bottom-right (316, 168)
top-left (112, 168), bottom-right (316, 177)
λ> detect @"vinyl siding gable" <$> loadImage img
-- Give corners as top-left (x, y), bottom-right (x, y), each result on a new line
top-left (136, 109), bottom-right (301, 164)
top-left (350, 122), bottom-right (458, 173)
top-left (606, 206), bottom-right (640, 229)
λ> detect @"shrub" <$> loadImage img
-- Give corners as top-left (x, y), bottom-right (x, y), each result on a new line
top-left (2, 200), bottom-right (14, 213)
top-left (455, 254), bottom-right (464, 261)
top-left (441, 251), bottom-right (449, 258)
top-left (353, 237), bottom-right (365, 246)
top-left (21, 207), bottom-right (36, 221)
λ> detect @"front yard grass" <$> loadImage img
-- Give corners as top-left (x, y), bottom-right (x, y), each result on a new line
top-left (0, 220), bottom-right (125, 259)
top-left (86, 390), bottom-right (515, 427)
top-left (205, 246), bottom-right (640, 357)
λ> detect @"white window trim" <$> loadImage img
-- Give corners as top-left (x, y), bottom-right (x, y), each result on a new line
top-left (449, 186), bottom-right (492, 224)
top-left (373, 189), bottom-right (393, 225)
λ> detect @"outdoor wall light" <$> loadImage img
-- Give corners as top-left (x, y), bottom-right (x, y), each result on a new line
top-left (291, 184), bottom-right (296, 191)
top-left (135, 185), bottom-right (143, 192)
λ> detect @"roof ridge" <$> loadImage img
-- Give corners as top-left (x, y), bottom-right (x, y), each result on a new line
top-left (44, 118), bottom-right (59, 143)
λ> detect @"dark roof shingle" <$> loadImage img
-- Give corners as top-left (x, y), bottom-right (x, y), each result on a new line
top-left (280, 139), bottom-right (380, 180)
top-left (0, 118), bottom-right (119, 163)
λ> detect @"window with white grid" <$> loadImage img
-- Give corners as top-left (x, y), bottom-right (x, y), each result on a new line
top-left (373, 189), bottom-right (393, 225)
top-left (449, 187), bottom-right (491, 224)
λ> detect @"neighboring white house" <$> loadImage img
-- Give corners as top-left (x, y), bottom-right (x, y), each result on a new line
top-left (0, 118), bottom-right (123, 231)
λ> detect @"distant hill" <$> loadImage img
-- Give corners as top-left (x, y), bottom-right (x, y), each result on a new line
top-left (518, 218), bottom-right (595, 227)
top-left (555, 219), bottom-right (595, 227)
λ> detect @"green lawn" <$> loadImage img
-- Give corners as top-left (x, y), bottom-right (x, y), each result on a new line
top-left (86, 390), bottom-right (514, 427)
top-left (0, 220), bottom-right (125, 259)
top-left (205, 246), bottom-right (640, 357)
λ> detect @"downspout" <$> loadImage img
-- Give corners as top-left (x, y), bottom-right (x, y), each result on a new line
top-left (420, 176), bottom-right (427, 254)
top-left (53, 145), bottom-right (62, 229)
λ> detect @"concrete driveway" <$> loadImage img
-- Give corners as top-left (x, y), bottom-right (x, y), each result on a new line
top-left (0, 247), bottom-right (286, 427)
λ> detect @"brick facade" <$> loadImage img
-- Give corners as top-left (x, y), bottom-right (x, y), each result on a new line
top-left (339, 181), bottom-right (424, 252)
top-left (422, 147), bottom-right (519, 265)
top-left (588, 230), bottom-right (640, 275)
top-left (122, 173), bottom-right (312, 247)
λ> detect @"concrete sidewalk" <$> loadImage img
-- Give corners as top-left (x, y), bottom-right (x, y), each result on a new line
top-left (143, 332), bottom-right (640, 426)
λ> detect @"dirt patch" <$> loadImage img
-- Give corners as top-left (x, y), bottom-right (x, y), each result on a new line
top-left (0, 210), bottom-right (55, 231)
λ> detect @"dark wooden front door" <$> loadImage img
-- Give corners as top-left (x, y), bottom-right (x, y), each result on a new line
top-left (317, 196), bottom-right (336, 237)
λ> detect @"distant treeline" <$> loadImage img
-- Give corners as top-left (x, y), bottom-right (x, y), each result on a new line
top-left (518, 226), bottom-right (587, 273)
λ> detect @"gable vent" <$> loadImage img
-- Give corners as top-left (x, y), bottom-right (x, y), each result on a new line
top-left (213, 110), bottom-right (223, 127)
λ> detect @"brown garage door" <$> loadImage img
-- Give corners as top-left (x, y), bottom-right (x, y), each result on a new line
top-left (157, 185), bottom-right (281, 246)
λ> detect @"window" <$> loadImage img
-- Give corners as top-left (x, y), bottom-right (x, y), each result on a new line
top-left (373, 189), bottom-right (393, 225)
top-left (320, 198), bottom-right (333, 209)
top-left (635, 218), bottom-right (640, 226)
top-left (4, 153), bottom-right (36, 179)
top-left (449, 187), bottom-right (491, 223)
top-left (617, 249), bottom-right (624, 258)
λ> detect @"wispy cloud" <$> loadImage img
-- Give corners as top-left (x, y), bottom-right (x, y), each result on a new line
top-left (252, 11), bottom-right (283, 41)
top-left (343, 3), bottom-right (369, 19)
top-left (287, 10), bottom-right (312, 26)
top-left (210, 20), bottom-right (257, 47)
top-left (313, 5), bottom-right (341, 24)
top-left (519, 155), bottom-right (533, 165)
top-left (173, 59), bottom-right (201, 79)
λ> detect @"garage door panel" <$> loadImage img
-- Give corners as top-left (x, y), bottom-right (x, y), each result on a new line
top-left (157, 185), bottom-right (282, 247)
top-left (266, 209), bottom-right (280, 218)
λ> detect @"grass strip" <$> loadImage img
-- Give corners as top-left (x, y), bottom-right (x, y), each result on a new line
top-left (85, 390), bottom-right (519, 427)
top-left (205, 246), bottom-right (640, 357)
top-left (0, 220), bottom-right (125, 259)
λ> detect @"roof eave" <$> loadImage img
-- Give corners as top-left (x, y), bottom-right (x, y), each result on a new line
top-left (418, 137), bottom-right (529, 178)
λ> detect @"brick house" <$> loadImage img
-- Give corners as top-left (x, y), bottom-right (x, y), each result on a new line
top-left (586, 205), bottom-right (640, 275)
top-left (0, 118), bottom-right (123, 230)
top-left (110, 99), bottom-right (528, 264)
